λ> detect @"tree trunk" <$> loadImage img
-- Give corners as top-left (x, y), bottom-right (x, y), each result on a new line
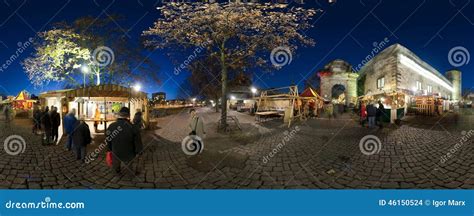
top-left (220, 50), bottom-right (228, 130)
top-left (214, 95), bottom-right (219, 113)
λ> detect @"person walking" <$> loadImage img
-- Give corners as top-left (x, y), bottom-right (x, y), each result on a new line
top-left (41, 106), bottom-right (52, 145)
top-left (132, 109), bottom-right (144, 130)
top-left (106, 107), bottom-right (143, 174)
top-left (32, 105), bottom-right (42, 134)
top-left (359, 101), bottom-right (367, 127)
top-left (366, 102), bottom-right (377, 129)
top-left (188, 109), bottom-right (205, 138)
top-left (376, 100), bottom-right (385, 129)
top-left (64, 108), bottom-right (78, 151)
top-left (72, 118), bottom-right (91, 162)
top-left (51, 106), bottom-right (61, 143)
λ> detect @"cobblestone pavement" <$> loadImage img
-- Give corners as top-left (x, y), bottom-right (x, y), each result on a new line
top-left (0, 108), bottom-right (472, 189)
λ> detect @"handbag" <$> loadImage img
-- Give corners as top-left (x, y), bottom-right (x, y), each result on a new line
top-left (106, 152), bottom-right (113, 167)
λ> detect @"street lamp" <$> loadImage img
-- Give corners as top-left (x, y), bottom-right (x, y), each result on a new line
top-left (133, 83), bottom-right (142, 92)
top-left (81, 65), bottom-right (90, 88)
top-left (251, 87), bottom-right (257, 95)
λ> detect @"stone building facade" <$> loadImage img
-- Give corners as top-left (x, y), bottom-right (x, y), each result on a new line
top-left (319, 44), bottom-right (462, 121)
top-left (358, 44), bottom-right (461, 102)
top-left (318, 59), bottom-right (358, 106)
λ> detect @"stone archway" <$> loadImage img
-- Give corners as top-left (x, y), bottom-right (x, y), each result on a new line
top-left (331, 84), bottom-right (346, 104)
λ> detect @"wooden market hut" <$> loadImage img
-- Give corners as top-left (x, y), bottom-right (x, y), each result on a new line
top-left (255, 85), bottom-right (322, 127)
top-left (40, 84), bottom-right (149, 141)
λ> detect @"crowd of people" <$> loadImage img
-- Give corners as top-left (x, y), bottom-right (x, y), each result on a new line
top-left (30, 105), bottom-right (146, 174)
top-left (359, 100), bottom-right (386, 129)
top-left (31, 105), bottom-right (62, 144)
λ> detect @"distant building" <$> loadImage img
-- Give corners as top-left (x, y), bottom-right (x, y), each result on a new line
top-left (152, 92), bottom-right (166, 102)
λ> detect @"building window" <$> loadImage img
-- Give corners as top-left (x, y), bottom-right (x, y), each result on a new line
top-left (416, 81), bottom-right (422, 90)
top-left (427, 85), bottom-right (432, 93)
top-left (377, 77), bottom-right (385, 89)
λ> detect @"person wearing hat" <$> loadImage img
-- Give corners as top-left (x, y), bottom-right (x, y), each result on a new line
top-left (106, 107), bottom-right (143, 174)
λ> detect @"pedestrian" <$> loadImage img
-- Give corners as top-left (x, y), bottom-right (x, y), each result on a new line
top-left (32, 105), bottom-right (41, 134)
top-left (93, 105), bottom-right (101, 132)
top-left (3, 104), bottom-right (10, 122)
top-left (106, 107), bottom-right (143, 174)
top-left (41, 106), bottom-right (52, 145)
top-left (376, 100), bottom-right (385, 129)
top-left (132, 109), bottom-right (144, 129)
top-left (188, 108), bottom-right (205, 138)
top-left (64, 108), bottom-right (78, 151)
top-left (366, 102), bottom-right (377, 129)
top-left (51, 106), bottom-right (61, 143)
top-left (359, 101), bottom-right (367, 127)
top-left (72, 118), bottom-right (91, 162)
top-left (326, 103), bottom-right (334, 119)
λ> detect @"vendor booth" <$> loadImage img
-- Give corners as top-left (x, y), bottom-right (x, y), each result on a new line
top-left (40, 84), bottom-right (149, 142)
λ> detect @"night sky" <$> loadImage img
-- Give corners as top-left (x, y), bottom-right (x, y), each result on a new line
top-left (0, 0), bottom-right (473, 99)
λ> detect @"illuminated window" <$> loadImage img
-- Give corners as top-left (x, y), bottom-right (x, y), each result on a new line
top-left (377, 77), bottom-right (385, 89)
top-left (427, 85), bottom-right (432, 93)
top-left (416, 81), bottom-right (422, 90)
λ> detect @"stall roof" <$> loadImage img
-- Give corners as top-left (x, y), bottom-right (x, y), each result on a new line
top-left (300, 87), bottom-right (319, 98)
top-left (40, 84), bottom-right (148, 99)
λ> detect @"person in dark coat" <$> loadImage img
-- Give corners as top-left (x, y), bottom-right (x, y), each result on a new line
top-left (41, 106), bottom-right (52, 145)
top-left (72, 119), bottom-right (91, 162)
top-left (106, 107), bottom-right (143, 174)
top-left (63, 108), bottom-right (78, 151)
top-left (366, 102), bottom-right (377, 129)
top-left (51, 106), bottom-right (61, 143)
top-left (132, 109), bottom-right (144, 130)
top-left (376, 100), bottom-right (385, 129)
top-left (32, 105), bottom-right (42, 134)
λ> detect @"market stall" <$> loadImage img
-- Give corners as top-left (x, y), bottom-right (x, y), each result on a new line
top-left (358, 91), bottom-right (407, 123)
top-left (299, 87), bottom-right (324, 119)
top-left (255, 85), bottom-right (301, 127)
top-left (40, 84), bottom-right (149, 139)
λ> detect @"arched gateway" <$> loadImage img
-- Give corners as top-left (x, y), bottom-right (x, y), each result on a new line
top-left (318, 60), bottom-right (359, 107)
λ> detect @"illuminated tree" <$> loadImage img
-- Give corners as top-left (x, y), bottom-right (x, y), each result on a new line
top-left (23, 16), bottom-right (160, 87)
top-left (143, 2), bottom-right (317, 128)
